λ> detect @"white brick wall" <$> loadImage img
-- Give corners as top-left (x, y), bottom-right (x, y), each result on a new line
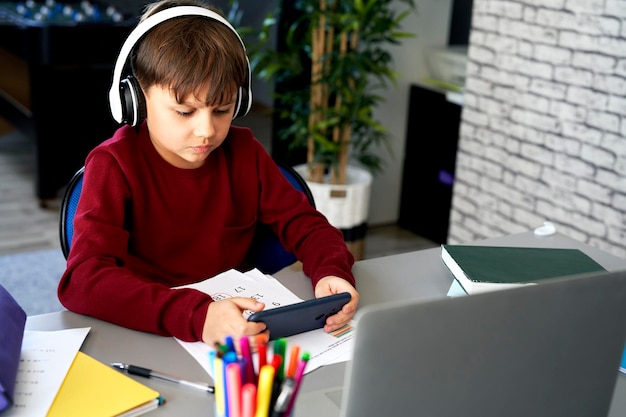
top-left (448, 0), bottom-right (626, 259)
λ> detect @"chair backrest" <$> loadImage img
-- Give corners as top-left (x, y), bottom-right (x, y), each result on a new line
top-left (250, 163), bottom-right (316, 274)
top-left (59, 166), bottom-right (84, 260)
top-left (59, 163), bottom-right (315, 275)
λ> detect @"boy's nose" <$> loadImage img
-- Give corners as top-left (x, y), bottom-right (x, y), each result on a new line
top-left (194, 112), bottom-right (215, 138)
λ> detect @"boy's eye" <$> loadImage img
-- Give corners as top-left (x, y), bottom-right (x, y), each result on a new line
top-left (215, 106), bottom-right (232, 114)
top-left (176, 110), bottom-right (193, 117)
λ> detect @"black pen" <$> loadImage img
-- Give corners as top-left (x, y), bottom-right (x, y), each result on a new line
top-left (111, 362), bottom-right (215, 393)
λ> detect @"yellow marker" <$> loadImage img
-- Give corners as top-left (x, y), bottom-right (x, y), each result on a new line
top-left (254, 364), bottom-right (275, 417)
top-left (214, 356), bottom-right (226, 417)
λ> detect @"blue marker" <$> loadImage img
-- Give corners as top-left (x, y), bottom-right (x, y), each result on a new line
top-left (225, 335), bottom-right (236, 353)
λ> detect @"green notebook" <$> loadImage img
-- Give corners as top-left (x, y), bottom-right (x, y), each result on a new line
top-left (441, 245), bottom-right (607, 294)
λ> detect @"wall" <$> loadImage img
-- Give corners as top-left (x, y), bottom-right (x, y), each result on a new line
top-left (368, 0), bottom-right (454, 225)
top-left (448, 0), bottom-right (626, 258)
top-left (236, 0), bottom-right (456, 226)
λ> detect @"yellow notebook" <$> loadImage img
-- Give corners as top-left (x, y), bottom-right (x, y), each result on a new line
top-left (47, 352), bottom-right (163, 417)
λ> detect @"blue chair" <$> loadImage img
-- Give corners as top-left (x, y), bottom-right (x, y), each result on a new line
top-left (59, 162), bottom-right (315, 275)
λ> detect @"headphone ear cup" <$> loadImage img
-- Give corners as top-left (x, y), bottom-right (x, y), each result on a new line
top-left (233, 86), bottom-right (248, 119)
top-left (233, 58), bottom-right (252, 119)
top-left (120, 76), bottom-right (146, 126)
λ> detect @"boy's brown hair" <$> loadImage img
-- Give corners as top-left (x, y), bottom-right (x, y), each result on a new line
top-left (133, 0), bottom-right (248, 108)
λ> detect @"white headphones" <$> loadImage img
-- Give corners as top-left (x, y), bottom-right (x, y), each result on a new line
top-left (108, 5), bottom-right (252, 126)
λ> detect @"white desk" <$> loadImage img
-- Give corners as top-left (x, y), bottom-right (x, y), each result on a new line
top-left (26, 232), bottom-right (626, 416)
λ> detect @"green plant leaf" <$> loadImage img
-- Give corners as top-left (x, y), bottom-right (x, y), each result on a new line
top-left (248, 0), bottom-right (417, 181)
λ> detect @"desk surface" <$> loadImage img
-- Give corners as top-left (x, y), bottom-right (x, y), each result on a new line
top-left (26, 232), bottom-right (626, 416)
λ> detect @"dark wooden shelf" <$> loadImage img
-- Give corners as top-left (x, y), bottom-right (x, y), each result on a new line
top-left (0, 11), bottom-right (133, 203)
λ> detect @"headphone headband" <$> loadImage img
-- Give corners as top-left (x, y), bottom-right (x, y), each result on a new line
top-left (109, 5), bottom-right (250, 124)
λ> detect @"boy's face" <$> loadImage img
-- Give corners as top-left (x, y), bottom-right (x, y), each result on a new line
top-left (143, 84), bottom-right (236, 169)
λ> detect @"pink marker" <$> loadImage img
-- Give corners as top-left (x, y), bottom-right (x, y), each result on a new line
top-left (283, 352), bottom-right (310, 416)
top-left (241, 382), bottom-right (256, 417)
top-left (226, 362), bottom-right (242, 417)
top-left (240, 336), bottom-right (255, 384)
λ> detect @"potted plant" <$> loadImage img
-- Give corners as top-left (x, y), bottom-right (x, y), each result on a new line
top-left (250, 0), bottom-right (416, 258)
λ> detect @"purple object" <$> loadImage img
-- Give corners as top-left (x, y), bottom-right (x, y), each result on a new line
top-left (0, 284), bottom-right (26, 412)
top-left (438, 169), bottom-right (454, 186)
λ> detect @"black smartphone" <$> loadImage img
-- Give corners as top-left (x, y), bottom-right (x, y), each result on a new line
top-left (247, 292), bottom-right (351, 340)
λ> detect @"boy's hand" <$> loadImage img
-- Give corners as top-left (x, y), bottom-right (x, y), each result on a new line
top-left (202, 297), bottom-right (269, 351)
top-left (314, 276), bottom-right (360, 332)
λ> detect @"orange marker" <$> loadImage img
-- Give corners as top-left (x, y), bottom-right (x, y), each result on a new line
top-left (286, 345), bottom-right (300, 379)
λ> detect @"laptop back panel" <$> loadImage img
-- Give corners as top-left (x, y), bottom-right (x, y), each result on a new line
top-left (341, 270), bottom-right (626, 417)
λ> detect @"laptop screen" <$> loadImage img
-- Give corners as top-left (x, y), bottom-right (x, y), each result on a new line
top-left (341, 270), bottom-right (626, 417)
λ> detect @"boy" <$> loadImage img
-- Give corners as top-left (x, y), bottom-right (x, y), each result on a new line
top-left (58, 0), bottom-right (359, 348)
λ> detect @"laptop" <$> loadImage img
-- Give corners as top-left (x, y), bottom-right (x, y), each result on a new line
top-left (300, 269), bottom-right (626, 417)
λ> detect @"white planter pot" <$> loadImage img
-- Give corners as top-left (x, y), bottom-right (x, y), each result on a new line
top-left (294, 164), bottom-right (373, 230)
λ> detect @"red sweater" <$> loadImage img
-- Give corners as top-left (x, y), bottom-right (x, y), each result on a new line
top-left (58, 123), bottom-right (355, 342)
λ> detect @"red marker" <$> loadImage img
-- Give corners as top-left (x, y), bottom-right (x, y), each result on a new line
top-left (271, 353), bottom-right (283, 375)
top-left (257, 334), bottom-right (267, 377)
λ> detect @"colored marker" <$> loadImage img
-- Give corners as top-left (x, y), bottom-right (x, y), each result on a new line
top-left (272, 338), bottom-right (287, 381)
top-left (255, 364), bottom-right (275, 417)
top-left (241, 383), bottom-right (257, 417)
top-left (240, 335), bottom-right (255, 384)
top-left (209, 349), bottom-right (217, 374)
top-left (257, 335), bottom-right (267, 378)
top-left (223, 351), bottom-right (238, 417)
top-left (268, 354), bottom-right (283, 410)
top-left (269, 362), bottom-right (283, 412)
top-left (225, 335), bottom-right (237, 353)
top-left (283, 353), bottom-right (309, 417)
top-left (286, 345), bottom-right (300, 379)
top-left (214, 356), bottom-right (226, 417)
top-left (270, 353), bottom-right (282, 375)
top-left (226, 362), bottom-right (242, 417)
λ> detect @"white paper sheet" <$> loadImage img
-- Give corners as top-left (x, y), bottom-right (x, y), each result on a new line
top-left (3, 327), bottom-right (91, 417)
top-left (175, 268), bottom-right (304, 315)
top-left (174, 269), bottom-right (355, 378)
